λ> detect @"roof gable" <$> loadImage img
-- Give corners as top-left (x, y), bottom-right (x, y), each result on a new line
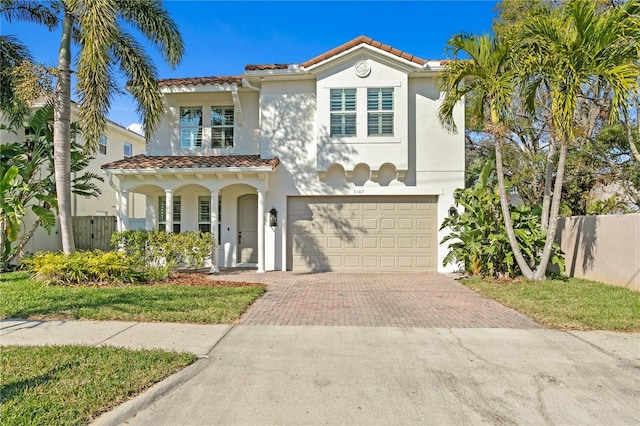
top-left (244, 35), bottom-right (429, 73)
top-left (301, 36), bottom-right (426, 69)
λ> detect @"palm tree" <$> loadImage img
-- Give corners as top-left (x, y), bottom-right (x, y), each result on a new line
top-left (53, 0), bottom-right (184, 253)
top-left (439, 0), bottom-right (640, 282)
top-left (438, 33), bottom-right (539, 280)
top-left (3, 0), bottom-right (184, 253)
top-left (520, 0), bottom-right (640, 281)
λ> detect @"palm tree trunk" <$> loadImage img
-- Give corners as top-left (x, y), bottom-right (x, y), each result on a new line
top-left (625, 115), bottom-right (640, 163)
top-left (494, 136), bottom-right (535, 280)
top-left (533, 138), bottom-right (569, 282)
top-left (53, 10), bottom-right (75, 254)
top-left (541, 137), bottom-right (556, 230)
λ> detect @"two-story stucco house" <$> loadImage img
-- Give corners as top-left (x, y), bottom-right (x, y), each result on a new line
top-left (102, 36), bottom-right (465, 273)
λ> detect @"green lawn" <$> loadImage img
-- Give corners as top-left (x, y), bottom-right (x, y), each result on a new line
top-left (0, 271), bottom-right (265, 323)
top-left (0, 345), bottom-right (196, 426)
top-left (462, 276), bottom-right (640, 331)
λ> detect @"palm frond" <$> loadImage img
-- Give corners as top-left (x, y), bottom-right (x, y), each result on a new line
top-left (110, 30), bottom-right (162, 140)
top-left (74, 0), bottom-right (119, 150)
top-left (114, 0), bottom-right (184, 68)
top-left (0, 0), bottom-right (59, 30)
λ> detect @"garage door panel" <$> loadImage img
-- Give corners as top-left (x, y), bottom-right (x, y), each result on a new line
top-left (287, 196), bottom-right (437, 272)
top-left (380, 237), bottom-right (395, 248)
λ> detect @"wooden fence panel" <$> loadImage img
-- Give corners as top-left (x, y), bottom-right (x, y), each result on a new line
top-left (73, 216), bottom-right (117, 251)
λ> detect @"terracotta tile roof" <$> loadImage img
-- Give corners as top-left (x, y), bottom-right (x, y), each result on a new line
top-left (102, 155), bottom-right (280, 170)
top-left (245, 64), bottom-right (291, 71)
top-left (244, 36), bottom-right (428, 73)
top-left (158, 76), bottom-right (243, 87)
top-left (301, 35), bottom-right (427, 68)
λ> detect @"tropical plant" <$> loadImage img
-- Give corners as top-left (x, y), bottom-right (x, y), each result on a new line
top-left (439, 0), bottom-right (640, 281)
top-left (441, 159), bottom-right (564, 277)
top-left (517, 0), bottom-right (640, 279)
top-left (1, 0), bottom-right (184, 254)
top-left (438, 32), bottom-right (542, 278)
top-left (0, 103), bottom-right (101, 269)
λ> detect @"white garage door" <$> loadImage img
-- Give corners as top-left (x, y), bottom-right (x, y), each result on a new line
top-left (287, 196), bottom-right (437, 272)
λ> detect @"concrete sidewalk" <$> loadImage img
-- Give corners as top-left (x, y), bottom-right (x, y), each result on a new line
top-left (0, 319), bottom-right (232, 356)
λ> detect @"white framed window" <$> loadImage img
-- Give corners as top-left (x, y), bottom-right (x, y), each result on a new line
top-left (367, 88), bottom-right (394, 136)
top-left (330, 89), bottom-right (356, 137)
top-left (180, 107), bottom-right (202, 149)
top-left (158, 196), bottom-right (181, 233)
top-left (211, 106), bottom-right (234, 148)
top-left (198, 196), bottom-right (211, 233)
top-left (98, 135), bottom-right (107, 155)
top-left (123, 142), bottom-right (132, 158)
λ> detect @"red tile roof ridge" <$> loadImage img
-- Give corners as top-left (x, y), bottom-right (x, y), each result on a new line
top-left (102, 154), bottom-right (280, 170)
top-left (300, 35), bottom-right (427, 68)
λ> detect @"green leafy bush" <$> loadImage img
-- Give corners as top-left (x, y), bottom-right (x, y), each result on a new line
top-left (441, 159), bottom-right (564, 278)
top-left (111, 230), bottom-right (214, 271)
top-left (23, 251), bottom-right (148, 285)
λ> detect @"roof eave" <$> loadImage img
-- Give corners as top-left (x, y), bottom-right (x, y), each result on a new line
top-left (160, 82), bottom-right (239, 94)
top-left (104, 165), bottom-right (278, 175)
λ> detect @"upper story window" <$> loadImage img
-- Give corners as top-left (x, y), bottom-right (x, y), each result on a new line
top-left (123, 142), bottom-right (132, 158)
top-left (211, 106), bottom-right (234, 148)
top-left (367, 88), bottom-right (394, 136)
top-left (330, 89), bottom-right (356, 137)
top-left (98, 135), bottom-right (107, 155)
top-left (180, 107), bottom-right (202, 149)
top-left (158, 195), bottom-right (181, 233)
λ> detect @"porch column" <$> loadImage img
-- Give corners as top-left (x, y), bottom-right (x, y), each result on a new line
top-left (165, 189), bottom-right (173, 233)
top-left (120, 190), bottom-right (129, 231)
top-left (114, 189), bottom-right (121, 232)
top-left (257, 189), bottom-right (265, 273)
top-left (210, 190), bottom-right (219, 273)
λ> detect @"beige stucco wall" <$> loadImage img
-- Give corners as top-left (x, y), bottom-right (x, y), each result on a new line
top-left (556, 214), bottom-right (640, 291)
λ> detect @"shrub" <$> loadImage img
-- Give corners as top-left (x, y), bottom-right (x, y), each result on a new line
top-left (441, 159), bottom-right (564, 278)
top-left (23, 251), bottom-right (148, 285)
top-left (111, 230), bottom-right (214, 271)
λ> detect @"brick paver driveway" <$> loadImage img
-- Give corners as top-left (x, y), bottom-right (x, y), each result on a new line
top-left (213, 270), bottom-right (541, 329)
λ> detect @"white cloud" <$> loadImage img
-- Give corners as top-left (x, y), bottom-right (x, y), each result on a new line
top-left (126, 123), bottom-right (144, 136)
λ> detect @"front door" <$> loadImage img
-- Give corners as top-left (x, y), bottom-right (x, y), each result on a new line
top-left (237, 194), bottom-right (258, 264)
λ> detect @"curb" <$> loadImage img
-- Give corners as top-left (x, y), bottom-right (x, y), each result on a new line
top-left (91, 324), bottom-right (237, 425)
top-left (91, 355), bottom-right (211, 426)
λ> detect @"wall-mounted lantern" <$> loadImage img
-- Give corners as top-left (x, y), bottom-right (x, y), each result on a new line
top-left (448, 206), bottom-right (459, 217)
top-left (269, 208), bottom-right (278, 227)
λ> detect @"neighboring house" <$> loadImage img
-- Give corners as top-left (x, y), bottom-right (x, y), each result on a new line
top-left (102, 36), bottom-right (465, 273)
top-left (0, 100), bottom-right (146, 255)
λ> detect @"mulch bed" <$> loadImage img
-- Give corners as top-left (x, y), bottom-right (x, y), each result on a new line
top-left (153, 272), bottom-right (266, 289)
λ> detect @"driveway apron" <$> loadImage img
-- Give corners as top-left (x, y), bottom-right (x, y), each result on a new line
top-left (218, 270), bottom-right (541, 328)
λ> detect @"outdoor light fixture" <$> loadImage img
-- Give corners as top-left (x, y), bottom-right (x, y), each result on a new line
top-left (269, 208), bottom-right (278, 227)
top-left (448, 206), bottom-right (458, 217)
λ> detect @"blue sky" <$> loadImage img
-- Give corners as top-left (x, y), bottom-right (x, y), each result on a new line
top-left (1, 0), bottom-right (498, 129)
